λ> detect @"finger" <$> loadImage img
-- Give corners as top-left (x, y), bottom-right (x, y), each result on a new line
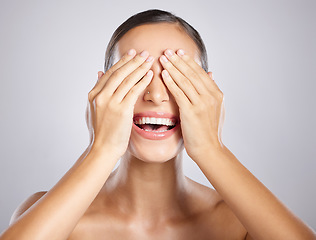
top-left (101, 51), bottom-right (152, 96)
top-left (160, 54), bottom-right (200, 105)
top-left (206, 71), bottom-right (224, 99)
top-left (176, 49), bottom-right (218, 93)
top-left (112, 56), bottom-right (154, 103)
top-left (97, 71), bottom-right (104, 81)
top-left (163, 49), bottom-right (207, 95)
top-left (88, 49), bottom-right (136, 102)
top-left (122, 70), bottom-right (153, 107)
top-left (161, 69), bottom-right (191, 108)
top-left (207, 72), bottom-right (213, 80)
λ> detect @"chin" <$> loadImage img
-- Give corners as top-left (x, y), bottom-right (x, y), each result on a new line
top-left (127, 133), bottom-right (184, 163)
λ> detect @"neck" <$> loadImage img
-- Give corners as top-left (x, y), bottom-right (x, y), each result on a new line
top-left (104, 151), bottom-right (189, 222)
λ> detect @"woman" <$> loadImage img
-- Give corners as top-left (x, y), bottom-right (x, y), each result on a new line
top-left (0, 9), bottom-right (315, 240)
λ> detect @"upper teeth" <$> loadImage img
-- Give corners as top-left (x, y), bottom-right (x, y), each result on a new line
top-left (134, 117), bottom-right (176, 126)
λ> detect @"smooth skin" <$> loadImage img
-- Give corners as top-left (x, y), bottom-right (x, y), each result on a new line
top-left (1, 23), bottom-right (315, 240)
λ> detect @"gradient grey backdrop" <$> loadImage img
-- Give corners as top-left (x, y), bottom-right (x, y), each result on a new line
top-left (0, 0), bottom-right (315, 233)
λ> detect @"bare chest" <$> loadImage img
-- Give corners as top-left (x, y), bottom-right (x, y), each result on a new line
top-left (68, 217), bottom-right (217, 240)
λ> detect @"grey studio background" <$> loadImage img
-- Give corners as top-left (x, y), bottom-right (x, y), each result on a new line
top-left (0, 0), bottom-right (315, 233)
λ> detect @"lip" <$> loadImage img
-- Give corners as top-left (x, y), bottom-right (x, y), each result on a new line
top-left (132, 111), bottom-right (180, 140)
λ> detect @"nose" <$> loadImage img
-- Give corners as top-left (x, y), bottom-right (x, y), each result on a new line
top-left (143, 60), bottom-right (170, 105)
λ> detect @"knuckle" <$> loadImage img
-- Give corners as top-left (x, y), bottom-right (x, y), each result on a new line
top-left (137, 64), bottom-right (151, 74)
top-left (171, 55), bottom-right (180, 64)
top-left (120, 76), bottom-right (129, 87)
top-left (107, 100), bottom-right (116, 111)
top-left (188, 72), bottom-right (199, 81)
top-left (111, 69), bottom-right (124, 80)
top-left (120, 54), bottom-right (131, 63)
top-left (183, 80), bottom-right (191, 90)
top-left (217, 91), bottom-right (224, 100)
top-left (206, 96), bottom-right (216, 106)
top-left (128, 87), bottom-right (136, 96)
top-left (182, 54), bottom-right (190, 62)
top-left (94, 95), bottom-right (105, 107)
top-left (196, 102), bottom-right (207, 112)
top-left (133, 55), bottom-right (146, 65)
top-left (173, 90), bottom-right (182, 100)
top-left (187, 104), bottom-right (195, 113)
top-left (114, 55), bottom-right (131, 68)
top-left (108, 98), bottom-right (120, 112)
top-left (88, 91), bottom-right (95, 102)
top-left (140, 61), bottom-right (151, 69)
top-left (122, 74), bottom-right (136, 87)
top-left (105, 68), bottom-right (114, 78)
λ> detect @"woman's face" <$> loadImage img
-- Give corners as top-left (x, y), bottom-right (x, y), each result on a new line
top-left (116, 23), bottom-right (200, 163)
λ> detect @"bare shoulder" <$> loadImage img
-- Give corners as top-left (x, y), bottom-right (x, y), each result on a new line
top-left (185, 177), bottom-right (248, 239)
top-left (10, 191), bottom-right (47, 224)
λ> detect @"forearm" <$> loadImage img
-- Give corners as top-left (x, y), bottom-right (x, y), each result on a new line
top-left (196, 146), bottom-right (316, 240)
top-left (0, 145), bottom-right (119, 240)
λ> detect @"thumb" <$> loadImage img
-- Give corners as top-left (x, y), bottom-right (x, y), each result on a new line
top-left (207, 72), bottom-right (214, 80)
top-left (97, 71), bottom-right (104, 80)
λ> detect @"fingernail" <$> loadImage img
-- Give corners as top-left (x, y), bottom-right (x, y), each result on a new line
top-left (97, 71), bottom-right (103, 79)
top-left (140, 50), bottom-right (149, 58)
top-left (146, 70), bottom-right (153, 76)
top-left (146, 56), bottom-right (154, 62)
top-left (177, 49), bottom-right (185, 56)
top-left (127, 49), bottom-right (135, 56)
top-left (160, 55), bottom-right (169, 63)
top-left (210, 72), bottom-right (214, 79)
top-left (165, 49), bottom-right (174, 57)
top-left (162, 70), bottom-right (169, 77)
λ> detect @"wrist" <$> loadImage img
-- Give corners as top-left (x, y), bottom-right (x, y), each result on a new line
top-left (89, 142), bottom-right (121, 163)
top-left (192, 141), bottom-right (227, 165)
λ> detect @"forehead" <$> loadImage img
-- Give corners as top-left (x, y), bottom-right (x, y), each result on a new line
top-left (116, 23), bottom-right (199, 59)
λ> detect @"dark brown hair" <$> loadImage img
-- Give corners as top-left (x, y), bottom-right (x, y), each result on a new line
top-left (104, 9), bottom-right (208, 72)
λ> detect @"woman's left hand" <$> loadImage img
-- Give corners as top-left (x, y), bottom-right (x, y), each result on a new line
top-left (159, 49), bottom-right (226, 161)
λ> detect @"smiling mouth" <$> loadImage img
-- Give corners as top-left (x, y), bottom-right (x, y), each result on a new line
top-left (133, 117), bottom-right (178, 132)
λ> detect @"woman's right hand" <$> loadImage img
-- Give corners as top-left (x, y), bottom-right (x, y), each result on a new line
top-left (85, 49), bottom-right (154, 158)
top-left (0, 50), bottom-right (154, 240)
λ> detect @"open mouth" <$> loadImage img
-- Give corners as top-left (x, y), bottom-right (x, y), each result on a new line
top-left (133, 117), bottom-right (178, 132)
